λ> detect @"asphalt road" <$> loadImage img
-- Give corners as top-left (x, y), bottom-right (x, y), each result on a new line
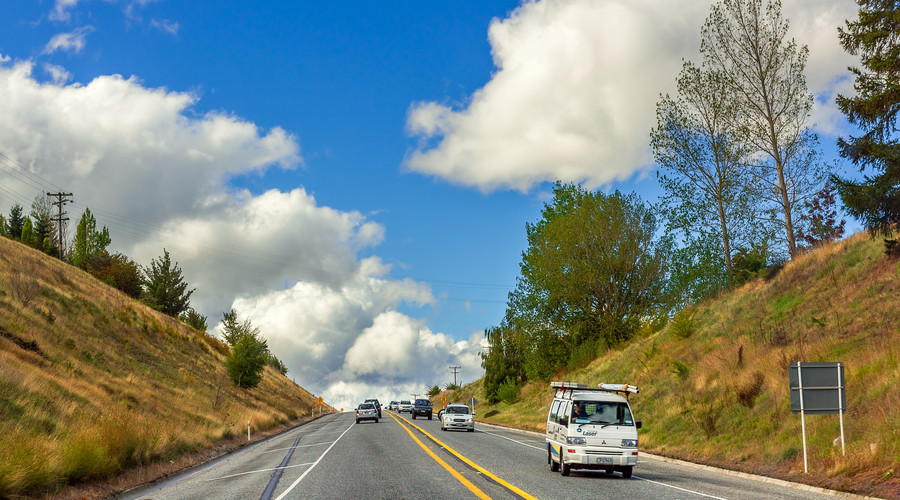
top-left (117, 411), bottom-right (852, 500)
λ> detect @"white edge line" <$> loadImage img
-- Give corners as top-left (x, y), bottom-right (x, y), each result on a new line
top-left (273, 420), bottom-right (355, 500)
top-left (634, 476), bottom-right (728, 499)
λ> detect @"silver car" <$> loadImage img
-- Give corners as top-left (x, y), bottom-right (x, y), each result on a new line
top-left (398, 400), bottom-right (413, 413)
top-left (440, 404), bottom-right (474, 432)
top-left (356, 403), bottom-right (379, 424)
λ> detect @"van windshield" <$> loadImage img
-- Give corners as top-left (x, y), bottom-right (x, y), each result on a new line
top-left (571, 400), bottom-right (634, 426)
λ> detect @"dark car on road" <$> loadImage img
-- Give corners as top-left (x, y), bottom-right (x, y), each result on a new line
top-left (364, 398), bottom-right (382, 417)
top-left (411, 398), bottom-right (432, 420)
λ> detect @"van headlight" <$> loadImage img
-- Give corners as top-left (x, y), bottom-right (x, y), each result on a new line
top-left (621, 439), bottom-right (638, 447)
top-left (567, 437), bottom-right (586, 445)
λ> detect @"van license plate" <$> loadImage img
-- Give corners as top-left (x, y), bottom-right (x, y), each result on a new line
top-left (597, 457), bottom-right (614, 464)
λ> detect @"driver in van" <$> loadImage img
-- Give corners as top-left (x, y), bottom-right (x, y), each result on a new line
top-left (572, 402), bottom-right (587, 420)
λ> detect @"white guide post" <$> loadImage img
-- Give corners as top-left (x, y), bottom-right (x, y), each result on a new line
top-left (838, 364), bottom-right (845, 456)
top-left (798, 363), bottom-right (808, 473)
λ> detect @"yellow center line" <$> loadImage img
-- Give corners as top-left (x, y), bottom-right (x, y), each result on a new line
top-left (392, 413), bottom-right (538, 500)
top-left (389, 413), bottom-right (491, 500)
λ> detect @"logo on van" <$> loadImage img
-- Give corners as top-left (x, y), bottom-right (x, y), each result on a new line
top-left (576, 428), bottom-right (582, 433)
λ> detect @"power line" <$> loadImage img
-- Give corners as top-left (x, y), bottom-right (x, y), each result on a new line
top-left (449, 366), bottom-right (461, 386)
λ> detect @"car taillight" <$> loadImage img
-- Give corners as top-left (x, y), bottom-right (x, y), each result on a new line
top-left (356, 409), bottom-right (359, 414)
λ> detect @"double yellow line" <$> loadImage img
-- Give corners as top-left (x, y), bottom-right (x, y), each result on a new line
top-left (388, 412), bottom-right (537, 500)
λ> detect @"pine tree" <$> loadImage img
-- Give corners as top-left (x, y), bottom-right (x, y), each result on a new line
top-left (833, 0), bottom-right (900, 254)
top-left (6, 203), bottom-right (25, 240)
top-left (30, 195), bottom-right (56, 254)
top-left (141, 249), bottom-right (195, 317)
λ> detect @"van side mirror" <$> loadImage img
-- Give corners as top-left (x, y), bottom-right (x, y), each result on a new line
top-left (636, 421), bottom-right (642, 429)
top-left (559, 417), bottom-right (569, 426)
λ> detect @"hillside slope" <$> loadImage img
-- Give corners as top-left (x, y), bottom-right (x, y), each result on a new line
top-left (0, 237), bottom-right (322, 498)
top-left (439, 232), bottom-right (900, 499)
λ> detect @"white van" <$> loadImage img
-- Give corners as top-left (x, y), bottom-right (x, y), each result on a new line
top-left (546, 381), bottom-right (641, 478)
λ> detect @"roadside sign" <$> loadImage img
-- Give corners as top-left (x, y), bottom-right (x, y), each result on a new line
top-left (789, 362), bottom-right (846, 414)
top-left (788, 361), bottom-right (846, 473)
top-left (440, 396), bottom-right (446, 403)
top-left (469, 397), bottom-right (477, 406)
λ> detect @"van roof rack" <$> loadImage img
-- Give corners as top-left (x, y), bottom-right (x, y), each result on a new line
top-left (551, 381), bottom-right (639, 397)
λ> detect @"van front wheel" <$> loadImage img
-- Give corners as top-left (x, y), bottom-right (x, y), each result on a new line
top-left (560, 453), bottom-right (571, 476)
top-left (621, 466), bottom-right (633, 479)
top-left (548, 448), bottom-right (559, 472)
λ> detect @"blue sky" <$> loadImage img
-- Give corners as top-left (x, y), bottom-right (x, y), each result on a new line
top-left (0, 0), bottom-right (860, 407)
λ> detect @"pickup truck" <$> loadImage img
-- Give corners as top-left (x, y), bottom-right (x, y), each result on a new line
top-left (411, 398), bottom-right (433, 420)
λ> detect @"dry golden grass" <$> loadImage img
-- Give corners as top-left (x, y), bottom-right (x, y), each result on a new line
top-left (445, 232), bottom-right (900, 499)
top-left (0, 237), bottom-right (323, 498)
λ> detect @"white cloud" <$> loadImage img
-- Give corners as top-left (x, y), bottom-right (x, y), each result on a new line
top-left (43, 63), bottom-right (72, 85)
top-left (0, 59), bottom-right (482, 409)
top-left (50, 0), bottom-right (80, 22)
top-left (405, 0), bottom-right (858, 193)
top-left (150, 18), bottom-right (179, 36)
top-left (44, 25), bottom-right (95, 54)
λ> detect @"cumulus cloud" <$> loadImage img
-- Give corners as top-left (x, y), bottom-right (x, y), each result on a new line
top-left (44, 25), bottom-right (95, 54)
top-left (0, 59), bottom-right (479, 408)
top-left (406, 0), bottom-right (857, 193)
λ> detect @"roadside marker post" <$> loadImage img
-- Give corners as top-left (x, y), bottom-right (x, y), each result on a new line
top-left (248, 420), bottom-right (251, 442)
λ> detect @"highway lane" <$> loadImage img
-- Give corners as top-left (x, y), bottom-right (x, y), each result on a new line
top-left (119, 410), bottom-right (853, 499)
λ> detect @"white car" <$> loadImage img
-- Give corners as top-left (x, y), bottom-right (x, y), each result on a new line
top-left (440, 404), bottom-right (474, 432)
top-left (398, 400), bottom-right (413, 413)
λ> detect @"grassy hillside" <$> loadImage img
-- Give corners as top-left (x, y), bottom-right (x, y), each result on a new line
top-left (438, 232), bottom-right (900, 499)
top-left (0, 237), bottom-right (323, 498)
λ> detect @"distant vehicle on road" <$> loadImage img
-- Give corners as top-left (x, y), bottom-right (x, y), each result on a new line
top-left (440, 404), bottom-right (474, 432)
top-left (364, 398), bottom-right (382, 417)
top-left (356, 403), bottom-right (379, 424)
top-left (411, 398), bottom-right (432, 420)
top-left (398, 400), bottom-right (413, 413)
top-left (388, 400), bottom-right (399, 411)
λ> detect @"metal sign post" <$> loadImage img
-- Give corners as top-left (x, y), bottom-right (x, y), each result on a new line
top-left (789, 362), bottom-right (846, 473)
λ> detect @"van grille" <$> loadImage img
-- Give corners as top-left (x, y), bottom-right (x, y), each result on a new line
top-left (585, 450), bottom-right (623, 456)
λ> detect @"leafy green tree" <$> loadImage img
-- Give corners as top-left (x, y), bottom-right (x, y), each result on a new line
top-left (6, 203), bottom-right (25, 240)
top-left (652, 61), bottom-right (754, 276)
top-left (141, 249), bottom-right (195, 317)
top-left (179, 307), bottom-right (208, 332)
top-left (518, 183), bottom-right (670, 346)
top-left (71, 208), bottom-right (111, 269)
top-left (701, 0), bottom-right (827, 259)
top-left (222, 311), bottom-right (270, 388)
top-left (20, 217), bottom-right (35, 247)
top-left (427, 385), bottom-right (441, 397)
top-left (833, 0), bottom-right (900, 254)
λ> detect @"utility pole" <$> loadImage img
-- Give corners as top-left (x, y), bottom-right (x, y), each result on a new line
top-left (450, 366), bottom-right (460, 387)
top-left (47, 192), bottom-right (73, 260)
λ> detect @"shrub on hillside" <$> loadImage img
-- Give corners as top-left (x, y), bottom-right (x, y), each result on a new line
top-left (87, 252), bottom-right (142, 298)
top-left (497, 377), bottom-right (520, 404)
top-left (427, 385), bottom-right (441, 397)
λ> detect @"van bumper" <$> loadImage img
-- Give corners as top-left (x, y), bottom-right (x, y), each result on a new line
top-left (564, 448), bottom-right (638, 469)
